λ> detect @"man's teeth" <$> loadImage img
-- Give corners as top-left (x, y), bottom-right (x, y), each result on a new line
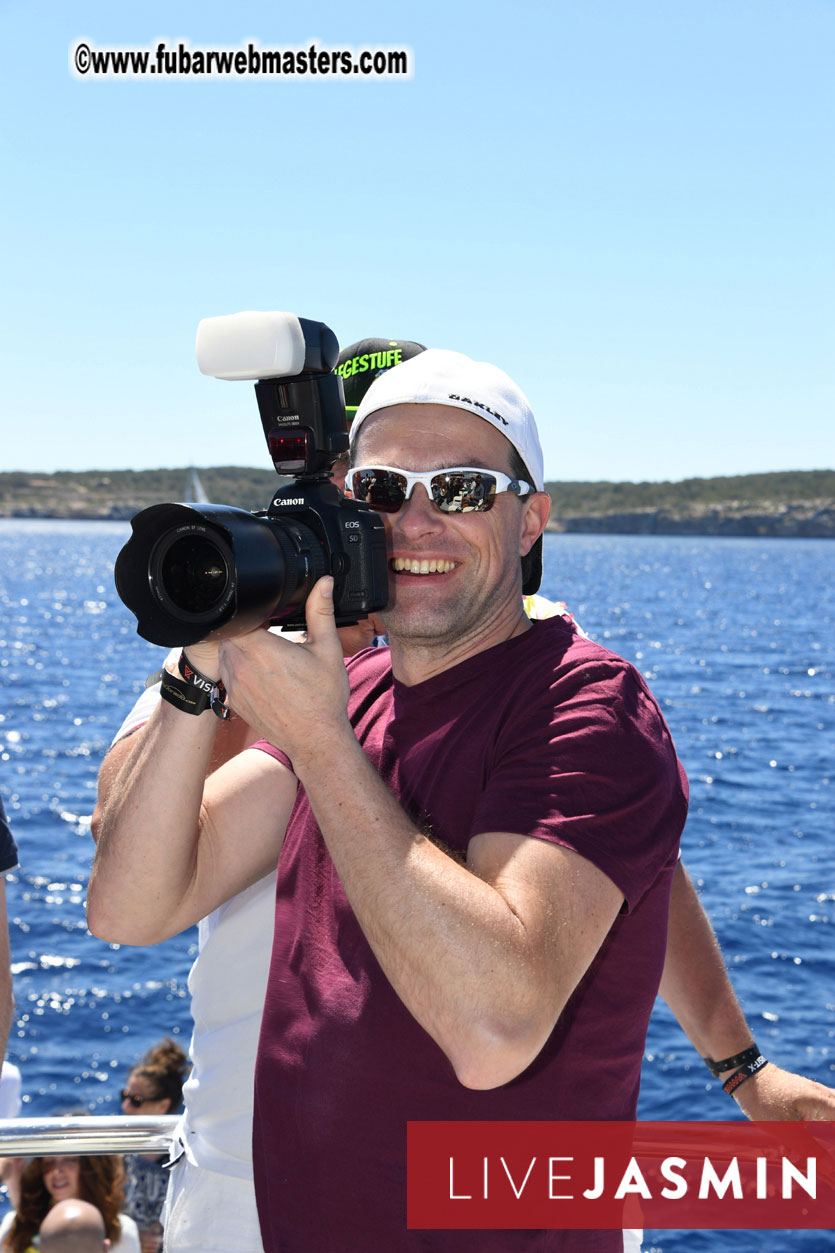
top-left (392, 558), bottom-right (458, 574)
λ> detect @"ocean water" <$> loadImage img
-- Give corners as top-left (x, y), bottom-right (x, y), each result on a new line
top-left (0, 519), bottom-right (832, 1251)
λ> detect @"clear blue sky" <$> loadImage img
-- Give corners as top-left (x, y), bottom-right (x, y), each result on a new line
top-left (1, 0), bottom-right (832, 482)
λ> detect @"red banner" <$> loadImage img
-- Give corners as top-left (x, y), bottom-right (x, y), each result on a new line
top-left (407, 1121), bottom-right (835, 1229)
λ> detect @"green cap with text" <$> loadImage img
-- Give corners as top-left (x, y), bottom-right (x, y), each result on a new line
top-left (336, 338), bottom-right (426, 420)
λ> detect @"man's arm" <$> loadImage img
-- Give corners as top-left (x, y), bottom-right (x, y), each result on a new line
top-left (661, 860), bottom-right (835, 1119)
top-left (89, 688), bottom-right (263, 845)
top-left (87, 656), bottom-right (296, 945)
top-left (305, 749), bottom-right (623, 1091)
top-left (87, 621), bottom-right (362, 944)
top-left (217, 580), bottom-right (625, 1091)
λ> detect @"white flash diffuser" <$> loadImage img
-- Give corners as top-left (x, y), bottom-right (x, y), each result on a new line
top-left (196, 311), bottom-right (308, 381)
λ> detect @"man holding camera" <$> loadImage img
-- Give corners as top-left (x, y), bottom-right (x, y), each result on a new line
top-left (90, 338), bottom-right (835, 1251)
top-left (90, 348), bottom-right (688, 1250)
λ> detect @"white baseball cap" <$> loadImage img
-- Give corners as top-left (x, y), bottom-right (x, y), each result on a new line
top-left (349, 348), bottom-right (545, 492)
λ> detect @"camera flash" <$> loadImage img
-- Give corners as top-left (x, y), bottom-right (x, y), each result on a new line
top-left (196, 311), bottom-right (307, 381)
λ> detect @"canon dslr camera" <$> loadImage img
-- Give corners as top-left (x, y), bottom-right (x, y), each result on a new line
top-left (115, 311), bottom-right (389, 646)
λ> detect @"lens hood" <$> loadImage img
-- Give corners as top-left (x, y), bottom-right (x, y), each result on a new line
top-left (115, 502), bottom-right (321, 646)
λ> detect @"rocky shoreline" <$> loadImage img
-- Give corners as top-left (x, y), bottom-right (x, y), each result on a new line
top-left (545, 500), bottom-right (835, 538)
top-left (3, 504), bottom-right (139, 521)
top-left (1, 469), bottom-right (833, 538)
top-left (3, 502), bottom-right (833, 538)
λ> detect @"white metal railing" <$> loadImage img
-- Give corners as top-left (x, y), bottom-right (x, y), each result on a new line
top-left (0, 1116), bottom-right (179, 1157)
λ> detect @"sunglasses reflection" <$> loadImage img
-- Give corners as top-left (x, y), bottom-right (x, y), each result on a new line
top-left (351, 467), bottom-right (506, 514)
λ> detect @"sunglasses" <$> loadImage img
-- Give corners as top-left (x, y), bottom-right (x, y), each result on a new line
top-left (120, 1090), bottom-right (157, 1107)
top-left (348, 466), bottom-right (534, 514)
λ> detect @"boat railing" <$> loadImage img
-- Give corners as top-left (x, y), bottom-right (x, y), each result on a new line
top-left (0, 1115), bottom-right (179, 1158)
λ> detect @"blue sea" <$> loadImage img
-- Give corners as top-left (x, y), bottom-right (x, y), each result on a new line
top-left (0, 519), bottom-right (833, 1252)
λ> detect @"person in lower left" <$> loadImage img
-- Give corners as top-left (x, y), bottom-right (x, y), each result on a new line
top-left (0, 1155), bottom-right (139, 1253)
top-left (40, 1200), bottom-right (111, 1253)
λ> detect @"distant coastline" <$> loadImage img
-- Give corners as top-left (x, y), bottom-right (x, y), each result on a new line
top-left (1, 467), bottom-right (833, 538)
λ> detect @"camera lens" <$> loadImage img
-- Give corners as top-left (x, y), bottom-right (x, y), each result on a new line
top-left (159, 535), bottom-right (229, 614)
top-left (147, 526), bottom-right (236, 624)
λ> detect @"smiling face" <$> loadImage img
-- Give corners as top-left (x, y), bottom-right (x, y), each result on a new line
top-left (352, 403), bottom-right (548, 675)
top-left (41, 1156), bottom-right (81, 1203)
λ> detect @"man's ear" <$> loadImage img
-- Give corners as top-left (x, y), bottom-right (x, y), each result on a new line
top-left (519, 492), bottom-right (551, 557)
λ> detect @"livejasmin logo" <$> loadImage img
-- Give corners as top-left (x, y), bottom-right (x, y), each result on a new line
top-left (448, 1153), bottom-right (817, 1203)
top-left (407, 1122), bottom-right (835, 1230)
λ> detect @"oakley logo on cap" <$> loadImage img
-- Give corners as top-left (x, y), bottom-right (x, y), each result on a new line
top-left (448, 394), bottom-right (508, 426)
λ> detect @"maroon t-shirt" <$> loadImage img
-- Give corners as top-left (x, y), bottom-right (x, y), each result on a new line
top-left (252, 617), bottom-right (688, 1251)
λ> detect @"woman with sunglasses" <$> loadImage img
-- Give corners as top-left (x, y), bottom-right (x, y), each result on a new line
top-left (0, 1153), bottom-right (140, 1252)
top-left (120, 1039), bottom-right (188, 1253)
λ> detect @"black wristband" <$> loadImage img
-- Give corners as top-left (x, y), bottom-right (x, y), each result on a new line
top-left (179, 651), bottom-right (225, 696)
top-left (704, 1043), bottom-right (761, 1078)
top-left (722, 1054), bottom-right (769, 1096)
top-left (155, 652), bottom-right (230, 719)
top-left (159, 670), bottom-right (215, 716)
